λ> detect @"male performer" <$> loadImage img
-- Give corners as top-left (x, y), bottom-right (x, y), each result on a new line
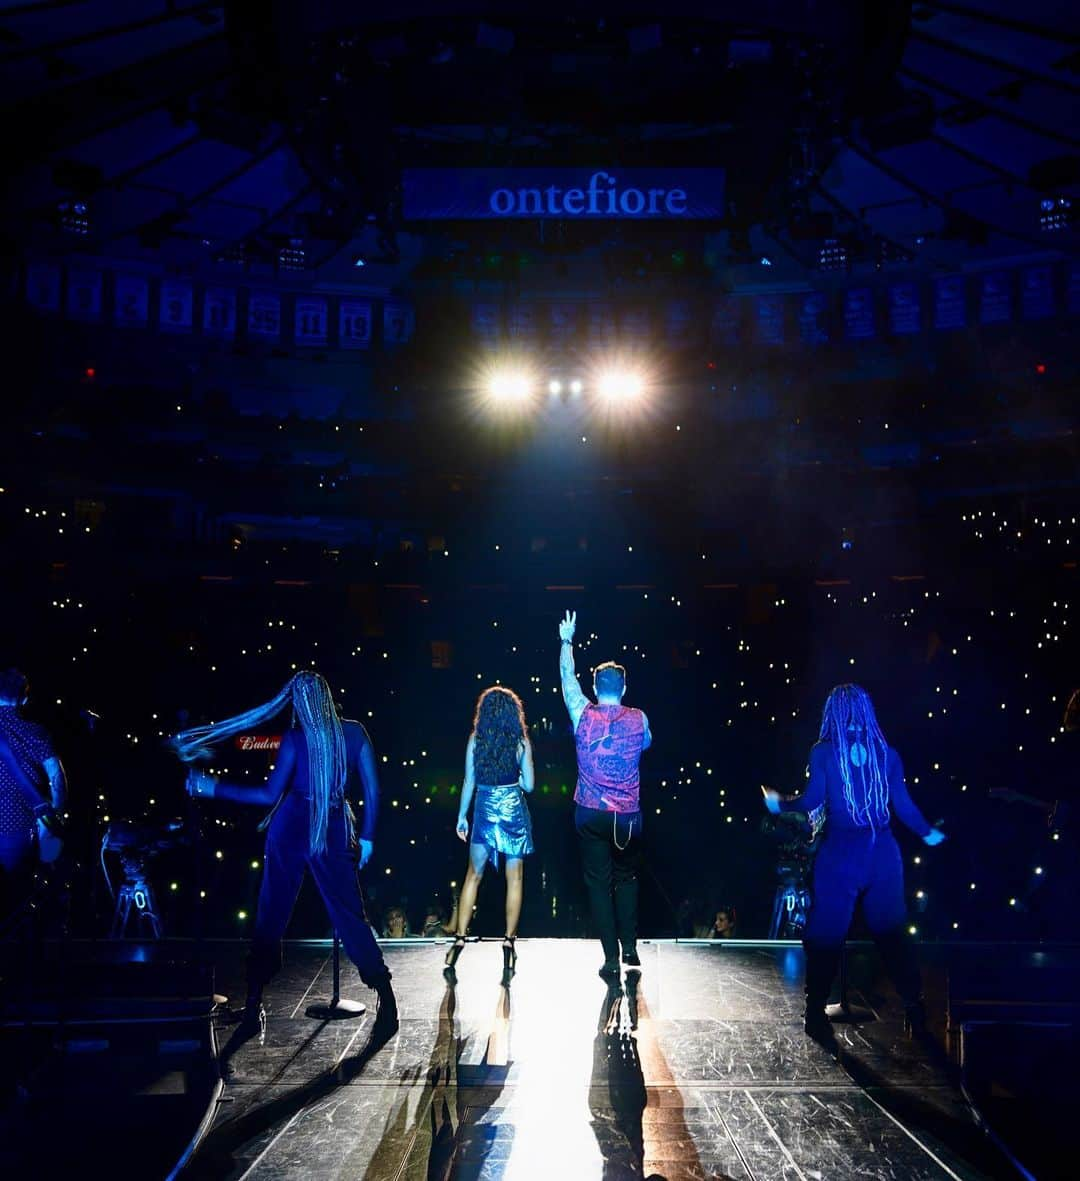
top-left (559, 610), bottom-right (652, 980)
top-left (0, 669), bottom-right (67, 918)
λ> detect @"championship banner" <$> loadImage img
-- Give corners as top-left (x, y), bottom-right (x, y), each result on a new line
top-left (978, 271), bottom-right (1011, 325)
top-left (1021, 264), bottom-right (1054, 321)
top-left (508, 302), bottom-right (538, 340)
top-left (588, 303), bottom-right (617, 345)
top-left (203, 286), bottom-right (237, 338)
top-left (247, 292), bottom-right (281, 340)
top-left (114, 275), bottom-right (149, 327)
top-left (754, 294), bottom-right (784, 345)
top-left (471, 303), bottom-right (501, 346)
top-left (621, 307), bottom-right (651, 344)
top-left (887, 282), bottom-right (921, 336)
top-left (382, 301), bottom-right (414, 346)
top-left (711, 296), bottom-right (742, 346)
top-left (798, 292), bottom-right (829, 345)
top-left (403, 167), bottom-right (726, 220)
top-left (666, 300), bottom-right (694, 345)
top-left (1066, 261), bottom-right (1080, 316)
top-left (25, 262), bottom-right (61, 312)
top-left (339, 299), bottom-right (373, 349)
top-left (843, 287), bottom-right (875, 340)
top-left (67, 268), bottom-right (103, 322)
top-left (550, 303), bottom-right (579, 344)
top-left (159, 279), bottom-right (194, 333)
top-left (933, 275), bottom-right (966, 331)
top-left (294, 296), bottom-right (328, 346)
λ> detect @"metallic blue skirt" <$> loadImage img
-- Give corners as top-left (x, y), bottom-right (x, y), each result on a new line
top-left (472, 784), bottom-right (534, 863)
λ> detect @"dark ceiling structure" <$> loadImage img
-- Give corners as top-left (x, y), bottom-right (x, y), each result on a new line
top-left (1, 2), bottom-right (1078, 563)
top-left (1, 2), bottom-right (1076, 282)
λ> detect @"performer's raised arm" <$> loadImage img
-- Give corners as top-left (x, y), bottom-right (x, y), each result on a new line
top-left (559, 610), bottom-right (589, 732)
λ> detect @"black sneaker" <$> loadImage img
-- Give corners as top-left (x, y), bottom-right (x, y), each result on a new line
top-left (621, 947), bottom-right (640, 967)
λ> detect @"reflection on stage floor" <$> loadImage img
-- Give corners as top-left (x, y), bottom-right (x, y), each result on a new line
top-left (189, 940), bottom-right (1008, 1180)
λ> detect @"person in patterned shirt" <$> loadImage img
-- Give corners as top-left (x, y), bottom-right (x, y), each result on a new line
top-left (0, 669), bottom-right (67, 917)
top-left (559, 611), bottom-right (653, 982)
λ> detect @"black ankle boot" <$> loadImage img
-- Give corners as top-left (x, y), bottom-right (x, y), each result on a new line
top-left (874, 926), bottom-right (924, 1024)
top-left (501, 937), bottom-right (517, 979)
top-left (372, 977), bottom-right (398, 1036)
top-left (803, 943), bottom-right (840, 1040)
top-left (621, 946), bottom-right (640, 967)
top-left (598, 960), bottom-right (620, 983)
top-left (443, 935), bottom-right (466, 978)
top-left (903, 999), bottom-right (927, 1038)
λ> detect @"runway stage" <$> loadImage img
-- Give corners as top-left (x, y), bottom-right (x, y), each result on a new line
top-left (187, 940), bottom-right (1007, 1180)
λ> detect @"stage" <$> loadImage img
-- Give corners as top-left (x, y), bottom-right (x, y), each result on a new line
top-left (181, 940), bottom-right (1009, 1180)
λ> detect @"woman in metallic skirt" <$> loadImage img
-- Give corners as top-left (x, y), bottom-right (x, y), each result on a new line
top-left (445, 686), bottom-right (535, 980)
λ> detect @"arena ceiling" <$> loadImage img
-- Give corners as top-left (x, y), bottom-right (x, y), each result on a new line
top-left (1, 2), bottom-right (1077, 285)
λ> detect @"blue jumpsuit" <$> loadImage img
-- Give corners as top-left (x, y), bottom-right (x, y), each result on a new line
top-left (780, 740), bottom-right (931, 1008)
top-left (248, 721), bottom-right (390, 992)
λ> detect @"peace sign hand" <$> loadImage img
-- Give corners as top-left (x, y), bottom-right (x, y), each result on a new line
top-left (559, 610), bottom-right (577, 642)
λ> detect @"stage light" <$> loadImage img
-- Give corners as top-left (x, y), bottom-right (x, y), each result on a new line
top-left (549, 379), bottom-right (562, 395)
top-left (569, 379), bottom-right (583, 395)
top-left (489, 371), bottom-right (532, 402)
top-left (596, 369), bottom-right (645, 402)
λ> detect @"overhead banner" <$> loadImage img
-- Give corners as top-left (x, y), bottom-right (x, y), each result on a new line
top-left (798, 292), bottom-right (829, 345)
top-left (754, 294), bottom-right (785, 345)
top-left (339, 299), bottom-right (373, 349)
top-left (26, 262), bottom-right (61, 312)
top-left (402, 168), bottom-right (725, 220)
top-left (888, 282), bottom-right (921, 336)
top-left (114, 275), bottom-right (149, 327)
top-left (933, 275), bottom-right (966, 331)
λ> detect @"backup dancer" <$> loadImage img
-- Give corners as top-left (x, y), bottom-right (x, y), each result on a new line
top-left (763, 684), bottom-right (944, 1040)
top-left (559, 610), bottom-right (653, 982)
top-left (444, 686), bottom-right (535, 981)
top-left (174, 671), bottom-right (397, 1034)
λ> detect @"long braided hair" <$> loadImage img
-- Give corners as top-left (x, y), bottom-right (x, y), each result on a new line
top-left (172, 671), bottom-right (346, 855)
top-left (818, 684), bottom-right (891, 828)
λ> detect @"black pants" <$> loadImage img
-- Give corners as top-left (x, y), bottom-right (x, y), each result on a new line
top-left (0, 830), bottom-right (36, 925)
top-left (804, 828), bottom-right (920, 1013)
top-left (575, 804), bottom-right (642, 965)
top-left (248, 793), bottom-right (389, 995)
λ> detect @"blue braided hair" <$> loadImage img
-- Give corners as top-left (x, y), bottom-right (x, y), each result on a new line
top-left (172, 670), bottom-right (346, 855)
top-left (818, 684), bottom-right (891, 828)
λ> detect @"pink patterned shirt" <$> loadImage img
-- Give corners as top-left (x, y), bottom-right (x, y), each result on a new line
top-left (574, 704), bottom-right (646, 814)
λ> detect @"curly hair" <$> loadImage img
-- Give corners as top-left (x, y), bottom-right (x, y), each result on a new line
top-left (472, 686), bottom-right (527, 773)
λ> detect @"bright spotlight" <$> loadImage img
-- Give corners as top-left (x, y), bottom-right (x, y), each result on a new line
top-left (569, 379), bottom-right (583, 395)
top-left (597, 370), bottom-right (645, 402)
top-left (488, 371), bottom-right (532, 403)
top-left (548, 379), bottom-right (562, 395)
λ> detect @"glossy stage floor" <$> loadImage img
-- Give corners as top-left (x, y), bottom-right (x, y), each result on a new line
top-left (187, 939), bottom-right (1010, 1180)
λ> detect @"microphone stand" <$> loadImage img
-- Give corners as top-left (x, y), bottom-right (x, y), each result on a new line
top-left (306, 930), bottom-right (366, 1020)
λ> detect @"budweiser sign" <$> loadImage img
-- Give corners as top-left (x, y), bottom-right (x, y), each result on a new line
top-left (234, 735), bottom-right (282, 751)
